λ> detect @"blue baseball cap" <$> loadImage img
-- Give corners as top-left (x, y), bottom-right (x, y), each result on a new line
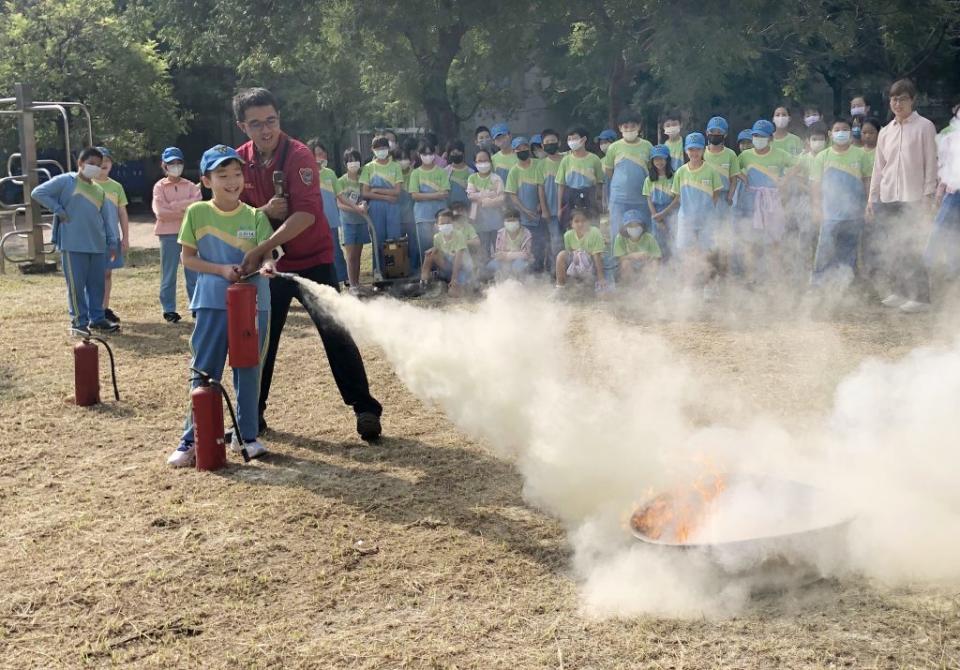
top-left (511, 136), bottom-right (530, 150)
top-left (162, 146), bottom-right (185, 163)
top-left (650, 144), bottom-right (670, 160)
top-left (706, 116), bottom-right (729, 134)
top-left (623, 209), bottom-right (646, 225)
top-left (530, 134), bottom-right (543, 146)
top-left (597, 129), bottom-right (618, 142)
top-left (96, 146), bottom-right (112, 158)
top-left (684, 132), bottom-right (706, 150)
top-left (751, 119), bottom-right (775, 137)
top-left (200, 144), bottom-right (242, 174)
top-left (737, 130), bottom-right (754, 143)
top-left (491, 123), bottom-right (510, 139)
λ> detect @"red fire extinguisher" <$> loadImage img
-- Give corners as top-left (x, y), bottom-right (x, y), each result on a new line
top-left (190, 367), bottom-right (249, 471)
top-left (226, 280), bottom-right (259, 368)
top-left (73, 333), bottom-right (120, 407)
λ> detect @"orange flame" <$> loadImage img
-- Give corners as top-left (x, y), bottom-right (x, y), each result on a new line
top-left (631, 471), bottom-right (727, 544)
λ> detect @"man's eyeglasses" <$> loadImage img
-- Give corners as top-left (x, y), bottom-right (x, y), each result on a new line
top-left (245, 117), bottom-right (279, 132)
top-left (890, 95), bottom-right (913, 105)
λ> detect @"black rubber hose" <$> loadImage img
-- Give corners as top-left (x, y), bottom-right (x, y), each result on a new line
top-left (188, 367), bottom-right (249, 463)
top-left (90, 336), bottom-right (119, 401)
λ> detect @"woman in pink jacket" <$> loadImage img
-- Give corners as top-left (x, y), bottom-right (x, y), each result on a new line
top-left (152, 147), bottom-right (201, 322)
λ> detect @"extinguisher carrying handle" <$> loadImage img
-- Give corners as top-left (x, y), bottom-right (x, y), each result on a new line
top-left (189, 368), bottom-right (250, 463)
top-left (72, 331), bottom-right (120, 401)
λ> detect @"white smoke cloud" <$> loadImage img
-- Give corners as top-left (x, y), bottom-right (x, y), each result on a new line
top-left (291, 279), bottom-right (960, 618)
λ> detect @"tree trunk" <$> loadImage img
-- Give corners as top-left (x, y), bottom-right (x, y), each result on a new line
top-left (409, 24), bottom-right (465, 140)
top-left (608, 51), bottom-right (627, 129)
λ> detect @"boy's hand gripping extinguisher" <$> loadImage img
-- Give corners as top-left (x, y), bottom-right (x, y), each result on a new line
top-left (72, 331), bottom-right (120, 407)
top-left (190, 367), bottom-right (249, 469)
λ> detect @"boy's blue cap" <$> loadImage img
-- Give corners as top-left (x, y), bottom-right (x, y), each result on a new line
top-left (200, 144), bottom-right (242, 174)
top-left (530, 134), bottom-right (543, 146)
top-left (511, 136), bottom-right (530, 150)
top-left (597, 129), bottom-right (618, 142)
top-left (96, 146), bottom-right (112, 158)
top-left (623, 209), bottom-right (645, 225)
top-left (650, 144), bottom-right (670, 159)
top-left (162, 147), bottom-right (185, 163)
top-left (491, 123), bottom-right (510, 139)
top-left (737, 129), bottom-right (754, 142)
top-left (751, 120), bottom-right (775, 137)
top-left (706, 116), bottom-right (729, 134)
top-left (684, 132), bottom-right (706, 150)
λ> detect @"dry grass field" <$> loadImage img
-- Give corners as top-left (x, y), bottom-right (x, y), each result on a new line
top-left (2, 219), bottom-right (959, 669)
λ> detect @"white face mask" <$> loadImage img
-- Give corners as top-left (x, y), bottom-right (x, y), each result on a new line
top-left (373, 148), bottom-right (389, 160)
top-left (804, 114), bottom-right (821, 127)
top-left (599, 143), bottom-right (611, 154)
top-left (420, 154), bottom-right (435, 165)
top-left (810, 139), bottom-right (827, 152)
top-left (316, 159), bottom-right (328, 170)
top-left (80, 163), bottom-right (102, 180)
top-left (567, 138), bottom-right (583, 151)
top-left (664, 124), bottom-right (681, 137)
top-left (166, 164), bottom-right (184, 177)
top-left (831, 131), bottom-right (851, 145)
top-left (399, 159), bottom-right (411, 170)
top-left (622, 130), bottom-right (639, 142)
top-left (475, 161), bottom-right (491, 173)
top-left (626, 226), bottom-right (643, 239)
top-left (388, 140), bottom-right (398, 150)
top-left (534, 149), bottom-right (547, 159)
top-left (347, 161), bottom-right (361, 172)
top-left (773, 116), bottom-right (790, 129)
top-left (505, 219), bottom-right (520, 233)
top-left (438, 223), bottom-right (454, 235)
top-left (851, 106), bottom-right (866, 116)
top-left (752, 137), bottom-right (770, 150)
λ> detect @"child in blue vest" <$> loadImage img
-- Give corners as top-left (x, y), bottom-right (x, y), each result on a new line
top-left (167, 145), bottom-right (275, 468)
top-left (643, 144), bottom-right (676, 263)
top-left (31, 147), bottom-right (119, 335)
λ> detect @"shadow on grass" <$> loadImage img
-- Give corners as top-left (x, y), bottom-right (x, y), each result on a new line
top-left (221, 428), bottom-right (569, 573)
top-left (107, 320), bottom-right (192, 356)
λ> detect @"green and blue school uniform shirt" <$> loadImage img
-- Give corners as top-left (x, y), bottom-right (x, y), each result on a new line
top-left (703, 147), bottom-right (740, 195)
top-left (432, 227), bottom-right (469, 256)
top-left (772, 133), bottom-right (804, 157)
top-left (318, 167), bottom-right (342, 228)
top-left (96, 178), bottom-right (127, 249)
top-left (466, 172), bottom-right (504, 233)
top-left (360, 159), bottom-right (404, 192)
top-left (862, 147), bottom-right (876, 176)
top-left (671, 163), bottom-right (723, 227)
top-left (177, 201), bottom-right (273, 312)
top-left (408, 165), bottom-right (450, 223)
top-left (504, 161), bottom-right (543, 228)
top-left (666, 138), bottom-right (685, 170)
top-left (603, 138), bottom-right (653, 204)
top-left (539, 157), bottom-right (563, 218)
top-left (337, 173), bottom-right (366, 226)
top-left (492, 150), bottom-right (518, 184)
top-left (31, 173), bottom-right (116, 253)
top-left (563, 226), bottom-right (605, 253)
top-left (446, 164), bottom-right (473, 205)
top-left (555, 153), bottom-right (605, 190)
top-left (642, 175), bottom-right (676, 213)
top-left (809, 146), bottom-right (871, 222)
top-left (613, 231), bottom-right (662, 258)
top-left (736, 147), bottom-right (796, 213)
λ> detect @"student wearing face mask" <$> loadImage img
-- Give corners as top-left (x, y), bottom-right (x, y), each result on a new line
top-left (395, 146), bottom-right (417, 269)
top-left (309, 139), bottom-right (348, 286)
top-left (809, 118), bottom-right (871, 288)
top-left (703, 117), bottom-right (740, 277)
top-left (152, 146), bottom-right (201, 322)
top-left (555, 126), bottom-right (605, 232)
top-left (803, 106), bottom-right (824, 130)
top-left (504, 137), bottom-right (549, 271)
top-left (475, 126), bottom-right (493, 156)
top-left (596, 129), bottom-right (617, 212)
top-left (662, 112), bottom-right (684, 170)
top-left (924, 100), bottom-right (960, 283)
top-left (409, 139), bottom-right (451, 270)
top-left (92, 147), bottom-right (127, 326)
top-left (491, 123), bottom-right (517, 183)
top-left (360, 136), bottom-right (404, 274)
top-left (771, 106), bottom-right (804, 156)
top-left (336, 148), bottom-right (370, 294)
top-left (614, 209), bottom-right (662, 286)
top-left (859, 117), bottom-right (881, 175)
top-left (538, 129), bottom-right (565, 268)
top-left (444, 140), bottom-right (474, 207)
top-left (530, 134), bottom-right (545, 161)
top-left (31, 147), bottom-right (119, 335)
top-left (420, 209), bottom-right (473, 297)
top-left (383, 129), bottom-right (399, 152)
top-left (466, 148), bottom-right (506, 259)
top-left (488, 210), bottom-right (534, 279)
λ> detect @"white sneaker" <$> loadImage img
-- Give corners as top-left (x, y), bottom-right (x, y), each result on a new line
top-left (899, 300), bottom-right (931, 313)
top-left (348, 285), bottom-right (362, 297)
top-left (881, 293), bottom-right (906, 308)
top-left (230, 433), bottom-right (268, 459)
top-left (167, 442), bottom-right (195, 468)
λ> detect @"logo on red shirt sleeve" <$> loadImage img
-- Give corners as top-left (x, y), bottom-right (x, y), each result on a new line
top-left (299, 168), bottom-right (314, 186)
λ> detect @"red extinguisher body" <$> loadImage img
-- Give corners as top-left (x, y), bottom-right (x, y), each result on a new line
top-left (74, 340), bottom-right (100, 406)
top-left (226, 282), bottom-right (259, 368)
top-left (192, 382), bottom-right (226, 471)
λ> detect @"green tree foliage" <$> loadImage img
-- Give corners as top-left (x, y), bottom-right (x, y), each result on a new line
top-left (0, 0), bottom-right (184, 158)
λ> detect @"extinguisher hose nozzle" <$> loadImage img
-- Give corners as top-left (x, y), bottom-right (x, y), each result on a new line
top-left (89, 336), bottom-right (120, 401)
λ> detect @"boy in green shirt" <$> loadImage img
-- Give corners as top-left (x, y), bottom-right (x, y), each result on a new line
top-left (555, 208), bottom-right (606, 292)
top-left (614, 209), bottom-right (661, 285)
top-left (420, 209), bottom-right (473, 297)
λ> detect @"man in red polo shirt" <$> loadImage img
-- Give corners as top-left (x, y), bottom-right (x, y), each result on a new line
top-left (233, 87), bottom-right (382, 441)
